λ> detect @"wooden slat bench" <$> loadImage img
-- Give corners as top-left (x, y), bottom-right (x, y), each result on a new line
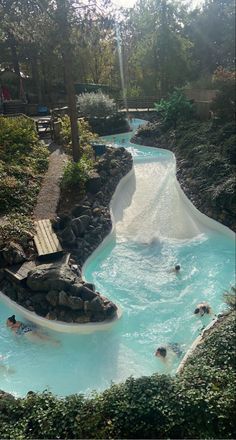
top-left (34, 219), bottom-right (63, 261)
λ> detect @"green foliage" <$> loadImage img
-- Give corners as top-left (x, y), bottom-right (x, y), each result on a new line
top-left (0, 116), bottom-right (49, 216)
top-left (223, 286), bottom-right (236, 310)
top-left (211, 67), bottom-right (235, 121)
top-left (60, 117), bottom-right (96, 190)
top-left (0, 311), bottom-right (235, 439)
top-left (77, 92), bottom-right (117, 118)
top-left (61, 155), bottom-right (94, 189)
top-left (0, 214), bottom-right (34, 249)
top-left (59, 116), bottom-right (97, 157)
top-left (155, 90), bottom-right (194, 128)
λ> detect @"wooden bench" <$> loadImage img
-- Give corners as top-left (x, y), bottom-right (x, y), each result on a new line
top-left (34, 219), bottom-right (63, 261)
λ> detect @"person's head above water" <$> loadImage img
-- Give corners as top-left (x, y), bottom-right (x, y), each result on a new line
top-left (6, 315), bottom-right (16, 326)
top-left (175, 264), bottom-right (181, 272)
top-left (194, 303), bottom-right (210, 315)
top-left (155, 346), bottom-right (167, 358)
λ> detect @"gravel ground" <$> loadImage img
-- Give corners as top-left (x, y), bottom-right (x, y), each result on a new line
top-left (33, 145), bottom-right (67, 220)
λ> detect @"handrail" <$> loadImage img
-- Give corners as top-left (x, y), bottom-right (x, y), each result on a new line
top-left (116, 97), bottom-right (160, 110)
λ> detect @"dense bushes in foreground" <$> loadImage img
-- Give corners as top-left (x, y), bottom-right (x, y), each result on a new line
top-left (0, 311), bottom-right (235, 439)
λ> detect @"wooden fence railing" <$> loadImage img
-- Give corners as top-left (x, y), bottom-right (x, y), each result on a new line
top-left (116, 97), bottom-right (160, 110)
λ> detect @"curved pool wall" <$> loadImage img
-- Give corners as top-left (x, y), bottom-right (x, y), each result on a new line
top-left (0, 119), bottom-right (235, 397)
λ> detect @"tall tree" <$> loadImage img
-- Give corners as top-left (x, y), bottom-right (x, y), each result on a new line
top-left (54, 0), bottom-right (80, 162)
top-left (186, 0), bottom-right (235, 77)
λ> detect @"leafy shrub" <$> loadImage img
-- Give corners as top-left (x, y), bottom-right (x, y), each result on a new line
top-left (211, 67), bottom-right (235, 121)
top-left (77, 92), bottom-right (117, 118)
top-left (0, 116), bottom-right (49, 216)
top-left (88, 113), bottom-right (130, 136)
top-left (0, 214), bottom-right (34, 249)
top-left (59, 116), bottom-right (96, 158)
top-left (223, 286), bottom-right (236, 310)
top-left (61, 155), bottom-right (94, 189)
top-left (155, 89), bottom-right (194, 129)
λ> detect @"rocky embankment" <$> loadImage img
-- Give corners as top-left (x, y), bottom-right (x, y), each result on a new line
top-left (132, 120), bottom-right (236, 232)
top-left (0, 146), bottom-right (132, 323)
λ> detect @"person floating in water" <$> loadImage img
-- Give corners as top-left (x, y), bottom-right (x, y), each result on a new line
top-left (155, 343), bottom-right (183, 360)
top-left (155, 346), bottom-right (167, 359)
top-left (6, 315), bottom-right (59, 345)
top-left (168, 264), bottom-right (181, 274)
top-left (194, 302), bottom-right (211, 317)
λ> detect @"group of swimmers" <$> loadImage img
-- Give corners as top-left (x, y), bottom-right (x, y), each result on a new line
top-left (3, 264), bottom-right (212, 370)
top-left (155, 263), bottom-right (212, 361)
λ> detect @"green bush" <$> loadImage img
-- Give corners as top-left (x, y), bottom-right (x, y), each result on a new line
top-left (223, 286), bottom-right (236, 310)
top-left (60, 116), bottom-right (97, 156)
top-left (155, 89), bottom-right (194, 129)
top-left (0, 116), bottom-right (49, 216)
top-left (211, 67), bottom-right (235, 121)
top-left (0, 214), bottom-right (34, 249)
top-left (88, 113), bottom-right (130, 136)
top-left (61, 155), bottom-right (94, 189)
top-left (77, 92), bottom-right (117, 118)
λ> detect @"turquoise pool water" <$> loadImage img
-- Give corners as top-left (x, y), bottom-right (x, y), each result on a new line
top-left (0, 119), bottom-right (235, 397)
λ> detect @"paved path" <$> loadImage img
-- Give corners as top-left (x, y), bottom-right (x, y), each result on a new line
top-left (33, 146), bottom-right (67, 220)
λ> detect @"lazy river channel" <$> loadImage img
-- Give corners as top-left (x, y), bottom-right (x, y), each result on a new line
top-left (0, 119), bottom-right (235, 397)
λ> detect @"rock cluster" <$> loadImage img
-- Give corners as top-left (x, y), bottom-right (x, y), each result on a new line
top-left (54, 146), bottom-right (133, 266)
top-left (0, 241), bottom-right (28, 268)
top-left (1, 262), bottom-right (117, 323)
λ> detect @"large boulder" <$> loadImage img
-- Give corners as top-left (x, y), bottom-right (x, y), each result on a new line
top-left (105, 301), bottom-right (118, 318)
top-left (90, 296), bottom-right (105, 313)
top-left (59, 225), bottom-right (76, 244)
top-left (46, 290), bottom-right (59, 306)
top-left (27, 263), bottom-right (76, 292)
top-left (2, 242), bottom-right (27, 265)
top-left (58, 290), bottom-right (84, 310)
top-left (86, 172), bottom-right (102, 194)
top-left (71, 215), bottom-right (90, 237)
top-left (71, 204), bottom-right (92, 218)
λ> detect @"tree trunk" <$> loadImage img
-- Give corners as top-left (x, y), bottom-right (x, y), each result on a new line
top-left (63, 49), bottom-right (80, 162)
top-left (8, 33), bottom-right (21, 99)
top-left (30, 49), bottom-right (42, 103)
top-left (55, 0), bottom-right (80, 162)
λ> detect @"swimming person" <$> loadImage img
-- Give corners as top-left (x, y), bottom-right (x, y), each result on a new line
top-left (194, 302), bottom-right (211, 317)
top-left (6, 315), bottom-right (33, 335)
top-left (155, 343), bottom-right (183, 361)
top-left (6, 315), bottom-right (60, 345)
top-left (168, 264), bottom-right (181, 274)
top-left (155, 346), bottom-right (167, 358)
